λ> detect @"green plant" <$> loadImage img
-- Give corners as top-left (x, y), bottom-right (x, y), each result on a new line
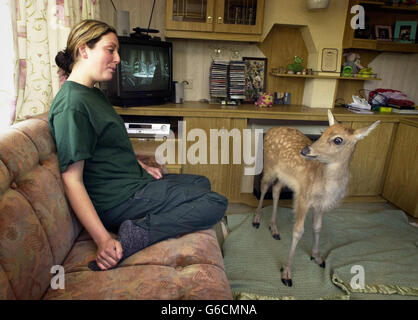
top-left (287, 56), bottom-right (304, 73)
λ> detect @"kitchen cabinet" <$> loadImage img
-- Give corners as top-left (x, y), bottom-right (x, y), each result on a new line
top-left (165, 0), bottom-right (264, 41)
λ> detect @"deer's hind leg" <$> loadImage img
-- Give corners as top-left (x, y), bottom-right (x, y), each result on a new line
top-left (269, 180), bottom-right (283, 240)
top-left (253, 173), bottom-right (276, 229)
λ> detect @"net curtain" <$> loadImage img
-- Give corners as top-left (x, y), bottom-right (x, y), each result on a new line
top-left (5, 0), bottom-right (101, 125)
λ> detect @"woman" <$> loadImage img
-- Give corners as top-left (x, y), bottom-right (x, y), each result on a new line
top-left (49, 20), bottom-right (227, 271)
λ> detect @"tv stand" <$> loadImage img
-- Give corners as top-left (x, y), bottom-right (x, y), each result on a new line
top-left (130, 27), bottom-right (161, 41)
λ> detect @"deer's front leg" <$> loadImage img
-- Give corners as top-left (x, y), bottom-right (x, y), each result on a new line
top-left (311, 210), bottom-right (325, 268)
top-left (281, 199), bottom-right (308, 287)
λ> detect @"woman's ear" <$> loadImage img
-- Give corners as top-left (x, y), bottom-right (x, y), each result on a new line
top-left (78, 44), bottom-right (88, 59)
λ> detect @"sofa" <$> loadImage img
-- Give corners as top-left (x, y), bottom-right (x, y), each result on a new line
top-left (0, 114), bottom-right (232, 300)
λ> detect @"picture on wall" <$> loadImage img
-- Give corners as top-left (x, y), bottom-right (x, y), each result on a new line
top-left (394, 21), bottom-right (417, 43)
top-left (243, 57), bottom-right (267, 102)
top-left (375, 25), bottom-right (392, 41)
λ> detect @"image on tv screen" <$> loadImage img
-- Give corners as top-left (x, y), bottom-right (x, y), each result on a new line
top-left (120, 44), bottom-right (170, 91)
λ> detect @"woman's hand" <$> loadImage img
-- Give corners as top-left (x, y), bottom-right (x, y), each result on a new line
top-left (138, 160), bottom-right (163, 179)
top-left (144, 165), bottom-right (163, 179)
top-left (96, 236), bottom-right (123, 270)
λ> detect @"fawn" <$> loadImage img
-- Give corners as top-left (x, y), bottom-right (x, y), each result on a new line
top-left (253, 110), bottom-right (380, 287)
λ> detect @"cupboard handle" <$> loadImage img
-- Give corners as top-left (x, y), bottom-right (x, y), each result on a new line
top-left (207, 16), bottom-right (212, 23)
top-left (217, 16), bottom-right (223, 23)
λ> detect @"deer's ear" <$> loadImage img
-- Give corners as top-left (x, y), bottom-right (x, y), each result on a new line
top-left (327, 110), bottom-right (337, 126)
top-left (354, 121), bottom-right (380, 140)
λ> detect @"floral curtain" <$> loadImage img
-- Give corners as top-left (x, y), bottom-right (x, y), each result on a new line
top-left (8, 0), bottom-right (100, 124)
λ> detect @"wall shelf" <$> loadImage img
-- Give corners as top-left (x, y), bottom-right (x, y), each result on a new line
top-left (270, 72), bottom-right (382, 81)
top-left (349, 39), bottom-right (418, 53)
top-left (360, 1), bottom-right (418, 12)
top-left (344, 0), bottom-right (418, 52)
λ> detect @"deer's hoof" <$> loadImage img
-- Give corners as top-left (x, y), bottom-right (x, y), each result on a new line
top-left (280, 267), bottom-right (293, 287)
top-left (252, 222), bottom-right (260, 229)
top-left (281, 278), bottom-right (293, 287)
top-left (310, 256), bottom-right (326, 268)
top-left (269, 226), bottom-right (281, 240)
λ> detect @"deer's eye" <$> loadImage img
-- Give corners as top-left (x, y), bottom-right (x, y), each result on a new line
top-left (333, 137), bottom-right (343, 145)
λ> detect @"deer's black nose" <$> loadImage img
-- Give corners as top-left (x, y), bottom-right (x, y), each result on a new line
top-left (301, 146), bottom-right (310, 156)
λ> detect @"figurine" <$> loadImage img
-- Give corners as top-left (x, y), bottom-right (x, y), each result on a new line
top-left (342, 52), bottom-right (365, 76)
top-left (255, 92), bottom-right (274, 108)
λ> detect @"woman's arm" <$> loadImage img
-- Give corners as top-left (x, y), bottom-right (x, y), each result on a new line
top-left (61, 160), bottom-right (123, 270)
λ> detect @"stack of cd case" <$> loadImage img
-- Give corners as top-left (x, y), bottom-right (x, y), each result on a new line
top-left (209, 61), bottom-right (229, 98)
top-left (228, 60), bottom-right (246, 100)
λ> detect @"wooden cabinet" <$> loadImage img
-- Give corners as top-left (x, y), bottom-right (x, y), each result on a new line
top-left (181, 116), bottom-right (247, 200)
top-left (166, 0), bottom-right (215, 32)
top-left (343, 0), bottom-right (418, 53)
top-left (346, 121), bottom-right (395, 196)
top-left (165, 0), bottom-right (264, 42)
top-left (116, 103), bottom-right (418, 205)
top-left (383, 119), bottom-right (418, 217)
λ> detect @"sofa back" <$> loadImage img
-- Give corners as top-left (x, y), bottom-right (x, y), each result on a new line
top-left (0, 114), bottom-right (82, 299)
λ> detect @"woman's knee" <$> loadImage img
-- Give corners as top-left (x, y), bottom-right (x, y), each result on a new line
top-left (195, 175), bottom-right (211, 190)
top-left (206, 192), bottom-right (228, 222)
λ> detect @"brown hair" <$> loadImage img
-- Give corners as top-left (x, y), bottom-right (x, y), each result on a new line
top-left (55, 19), bottom-right (117, 76)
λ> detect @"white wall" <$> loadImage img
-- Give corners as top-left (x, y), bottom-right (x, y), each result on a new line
top-left (364, 53), bottom-right (418, 104)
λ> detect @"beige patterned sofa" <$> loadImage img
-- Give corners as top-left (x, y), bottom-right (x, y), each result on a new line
top-left (0, 114), bottom-right (232, 300)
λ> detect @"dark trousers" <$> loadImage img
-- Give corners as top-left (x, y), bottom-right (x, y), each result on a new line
top-left (99, 174), bottom-right (228, 245)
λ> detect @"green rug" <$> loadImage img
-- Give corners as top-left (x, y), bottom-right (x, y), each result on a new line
top-left (222, 206), bottom-right (418, 300)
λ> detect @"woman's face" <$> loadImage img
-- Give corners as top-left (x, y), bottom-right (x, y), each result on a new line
top-left (85, 32), bottom-right (120, 83)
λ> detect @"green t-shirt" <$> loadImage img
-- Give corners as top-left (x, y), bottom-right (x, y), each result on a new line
top-left (48, 81), bottom-right (153, 213)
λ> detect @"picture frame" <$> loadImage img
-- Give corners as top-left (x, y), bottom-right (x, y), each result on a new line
top-left (321, 48), bottom-right (338, 72)
top-left (242, 57), bottom-right (267, 102)
top-left (375, 25), bottom-right (392, 41)
top-left (394, 21), bottom-right (417, 43)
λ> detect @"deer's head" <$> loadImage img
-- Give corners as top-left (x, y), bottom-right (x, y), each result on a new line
top-left (301, 110), bottom-right (380, 164)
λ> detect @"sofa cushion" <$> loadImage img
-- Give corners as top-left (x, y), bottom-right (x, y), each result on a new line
top-left (42, 229), bottom-right (232, 300)
top-left (0, 116), bottom-right (82, 299)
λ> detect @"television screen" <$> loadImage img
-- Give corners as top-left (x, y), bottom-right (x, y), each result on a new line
top-left (120, 44), bottom-right (170, 92)
top-left (103, 37), bottom-right (173, 107)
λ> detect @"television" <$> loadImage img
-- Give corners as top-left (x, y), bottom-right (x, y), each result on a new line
top-left (104, 36), bottom-right (173, 107)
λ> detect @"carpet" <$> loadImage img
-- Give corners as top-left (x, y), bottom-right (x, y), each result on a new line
top-left (222, 206), bottom-right (418, 300)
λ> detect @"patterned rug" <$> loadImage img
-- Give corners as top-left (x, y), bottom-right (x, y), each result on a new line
top-left (222, 206), bottom-right (418, 300)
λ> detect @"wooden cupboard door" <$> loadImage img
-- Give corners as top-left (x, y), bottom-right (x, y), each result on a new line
top-left (166, 0), bottom-right (215, 32)
top-left (227, 118), bottom-right (247, 201)
top-left (348, 121), bottom-right (394, 196)
top-left (214, 0), bottom-right (264, 34)
top-left (181, 117), bottom-right (246, 200)
top-left (383, 123), bottom-right (418, 217)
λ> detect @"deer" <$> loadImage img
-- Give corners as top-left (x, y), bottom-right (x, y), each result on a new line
top-left (252, 110), bottom-right (380, 287)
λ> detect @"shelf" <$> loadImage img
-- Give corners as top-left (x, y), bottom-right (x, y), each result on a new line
top-left (270, 72), bottom-right (381, 81)
top-left (360, 1), bottom-right (418, 11)
top-left (347, 39), bottom-right (418, 53)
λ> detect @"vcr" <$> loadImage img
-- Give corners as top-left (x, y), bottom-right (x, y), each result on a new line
top-left (120, 115), bottom-right (173, 139)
